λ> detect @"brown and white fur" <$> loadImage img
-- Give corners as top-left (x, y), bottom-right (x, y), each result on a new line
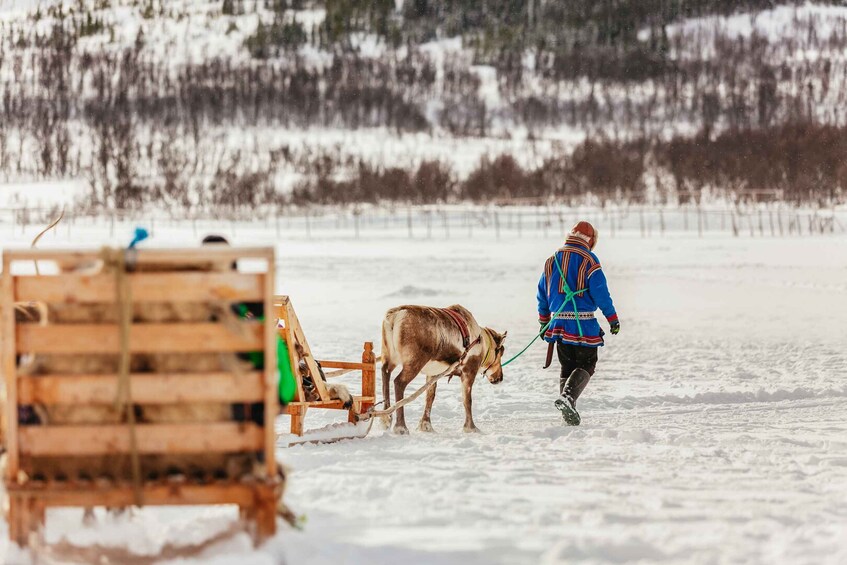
top-left (380, 304), bottom-right (506, 435)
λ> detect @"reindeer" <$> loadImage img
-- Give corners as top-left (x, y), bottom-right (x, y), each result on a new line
top-left (380, 305), bottom-right (506, 434)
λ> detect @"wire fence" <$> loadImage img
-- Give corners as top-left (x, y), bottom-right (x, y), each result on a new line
top-left (1, 203), bottom-right (844, 242)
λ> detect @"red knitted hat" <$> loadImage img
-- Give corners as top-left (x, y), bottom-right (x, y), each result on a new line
top-left (569, 221), bottom-right (598, 250)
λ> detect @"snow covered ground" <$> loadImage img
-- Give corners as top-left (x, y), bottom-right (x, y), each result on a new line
top-left (0, 220), bottom-right (845, 564)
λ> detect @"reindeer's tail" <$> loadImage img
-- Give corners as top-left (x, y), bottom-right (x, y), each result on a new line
top-left (380, 312), bottom-right (396, 365)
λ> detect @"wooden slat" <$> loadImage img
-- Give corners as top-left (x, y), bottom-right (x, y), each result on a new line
top-left (17, 373), bottom-right (264, 405)
top-left (6, 482), bottom-right (276, 508)
top-left (262, 254), bottom-right (277, 479)
top-left (286, 302), bottom-right (331, 401)
top-left (17, 323), bottom-right (262, 353)
top-left (15, 272), bottom-right (264, 303)
top-left (19, 423), bottom-right (264, 457)
top-left (2, 253), bottom-right (19, 481)
top-left (4, 247), bottom-right (274, 263)
top-left (283, 395), bottom-right (375, 411)
top-left (362, 341), bottom-right (376, 399)
top-left (317, 360), bottom-right (369, 370)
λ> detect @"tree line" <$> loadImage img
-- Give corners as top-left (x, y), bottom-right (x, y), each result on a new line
top-left (0, 1), bottom-right (845, 210)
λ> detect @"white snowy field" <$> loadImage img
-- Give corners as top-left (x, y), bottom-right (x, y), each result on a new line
top-left (1, 223), bottom-right (846, 564)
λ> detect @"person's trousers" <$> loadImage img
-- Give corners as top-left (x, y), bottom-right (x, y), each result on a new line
top-left (556, 342), bottom-right (598, 395)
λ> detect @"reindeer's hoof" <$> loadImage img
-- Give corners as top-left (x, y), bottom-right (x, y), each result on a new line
top-left (418, 421), bottom-right (435, 433)
top-left (392, 425), bottom-right (410, 435)
top-left (463, 425), bottom-right (481, 434)
top-left (379, 415), bottom-right (392, 429)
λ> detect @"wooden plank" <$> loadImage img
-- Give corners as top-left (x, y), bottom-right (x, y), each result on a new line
top-left (15, 272), bottom-right (264, 303)
top-left (284, 395), bottom-right (375, 411)
top-left (19, 423), bottom-right (264, 457)
top-left (362, 341), bottom-right (376, 399)
top-left (287, 405), bottom-right (305, 436)
top-left (277, 298), bottom-right (305, 403)
top-left (17, 373), bottom-right (265, 405)
top-left (8, 493), bottom-right (22, 545)
top-left (6, 482), bottom-right (276, 509)
top-left (316, 360), bottom-right (369, 371)
top-left (263, 253), bottom-right (277, 479)
top-left (286, 302), bottom-right (330, 401)
top-left (3, 253), bottom-right (20, 481)
top-left (17, 323), bottom-right (263, 353)
top-left (254, 485), bottom-right (278, 542)
top-left (5, 247), bottom-right (274, 263)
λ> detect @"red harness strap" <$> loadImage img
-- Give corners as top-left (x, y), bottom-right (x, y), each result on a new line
top-left (441, 308), bottom-right (471, 348)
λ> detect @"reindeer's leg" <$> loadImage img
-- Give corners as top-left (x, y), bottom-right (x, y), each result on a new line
top-left (461, 367), bottom-right (480, 433)
top-left (393, 359), bottom-right (424, 435)
top-left (418, 374), bottom-right (438, 433)
top-left (380, 359), bottom-right (396, 429)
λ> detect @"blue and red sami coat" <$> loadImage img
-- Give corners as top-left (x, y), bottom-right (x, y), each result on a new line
top-left (537, 236), bottom-right (618, 347)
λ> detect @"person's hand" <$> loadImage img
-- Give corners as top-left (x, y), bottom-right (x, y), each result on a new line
top-left (609, 319), bottom-right (620, 335)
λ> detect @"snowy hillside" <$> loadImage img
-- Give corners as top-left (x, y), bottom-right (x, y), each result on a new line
top-left (2, 1), bottom-right (847, 209)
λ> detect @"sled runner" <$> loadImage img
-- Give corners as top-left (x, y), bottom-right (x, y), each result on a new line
top-left (2, 247), bottom-right (283, 548)
top-left (274, 295), bottom-right (377, 439)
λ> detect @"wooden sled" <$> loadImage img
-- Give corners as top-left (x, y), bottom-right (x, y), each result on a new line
top-left (1, 247), bottom-right (282, 548)
top-left (274, 296), bottom-right (376, 438)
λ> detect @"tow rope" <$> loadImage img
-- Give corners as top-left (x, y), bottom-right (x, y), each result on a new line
top-left (501, 251), bottom-right (586, 367)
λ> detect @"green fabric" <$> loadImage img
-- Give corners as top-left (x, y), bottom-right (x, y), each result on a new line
top-left (277, 337), bottom-right (296, 404)
top-left (236, 304), bottom-right (296, 405)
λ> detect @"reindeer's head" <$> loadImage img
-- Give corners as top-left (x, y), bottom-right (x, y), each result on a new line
top-left (481, 328), bottom-right (507, 384)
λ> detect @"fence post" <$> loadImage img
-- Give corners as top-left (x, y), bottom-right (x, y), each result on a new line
top-left (407, 207), bottom-right (413, 239)
top-left (494, 211), bottom-right (500, 240)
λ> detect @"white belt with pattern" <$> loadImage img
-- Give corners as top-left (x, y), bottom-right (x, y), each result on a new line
top-left (553, 311), bottom-right (596, 320)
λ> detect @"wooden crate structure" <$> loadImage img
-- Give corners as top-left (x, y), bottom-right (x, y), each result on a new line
top-left (274, 296), bottom-right (376, 436)
top-left (1, 247), bottom-right (281, 547)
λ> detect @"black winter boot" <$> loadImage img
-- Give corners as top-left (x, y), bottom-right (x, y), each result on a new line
top-left (554, 368), bottom-right (592, 425)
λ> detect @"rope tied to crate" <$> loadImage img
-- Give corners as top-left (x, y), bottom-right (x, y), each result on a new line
top-left (100, 246), bottom-right (144, 507)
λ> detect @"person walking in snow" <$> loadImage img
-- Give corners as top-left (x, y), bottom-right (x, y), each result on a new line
top-left (537, 221), bottom-right (619, 425)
